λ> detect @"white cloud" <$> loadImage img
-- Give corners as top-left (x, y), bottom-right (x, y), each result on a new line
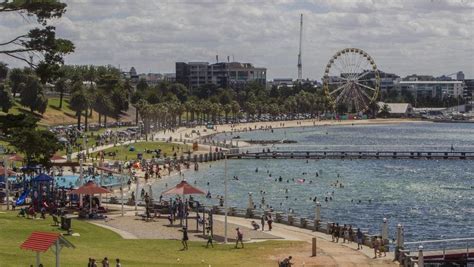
top-left (0, 0), bottom-right (473, 80)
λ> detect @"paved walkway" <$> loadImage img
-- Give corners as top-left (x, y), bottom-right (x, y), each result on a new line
top-left (212, 215), bottom-right (396, 266)
top-left (89, 205), bottom-right (397, 266)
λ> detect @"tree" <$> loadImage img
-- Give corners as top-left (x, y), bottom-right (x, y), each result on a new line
top-left (0, 114), bottom-right (62, 167)
top-left (10, 127), bottom-right (62, 167)
top-left (380, 104), bottom-right (391, 118)
top-left (0, 0), bottom-right (74, 83)
top-left (0, 62), bottom-right (8, 81)
top-left (0, 84), bottom-right (13, 112)
top-left (69, 87), bottom-right (89, 129)
top-left (19, 75), bottom-right (47, 113)
top-left (136, 78), bottom-right (148, 92)
top-left (54, 77), bottom-right (68, 108)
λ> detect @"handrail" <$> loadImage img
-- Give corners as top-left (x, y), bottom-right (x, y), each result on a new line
top-left (405, 237), bottom-right (474, 245)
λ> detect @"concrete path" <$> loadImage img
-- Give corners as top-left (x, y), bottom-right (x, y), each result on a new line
top-left (213, 215), bottom-right (397, 267)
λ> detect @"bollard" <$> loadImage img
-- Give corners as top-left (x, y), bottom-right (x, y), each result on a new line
top-left (276, 212), bottom-right (282, 223)
top-left (247, 192), bottom-right (254, 210)
top-left (395, 223), bottom-right (404, 261)
top-left (381, 218), bottom-right (388, 241)
top-left (314, 219), bottom-right (320, 231)
top-left (418, 245), bottom-right (424, 267)
top-left (315, 202), bottom-right (321, 221)
top-left (288, 215), bottom-right (294, 225)
top-left (312, 237), bottom-right (317, 257)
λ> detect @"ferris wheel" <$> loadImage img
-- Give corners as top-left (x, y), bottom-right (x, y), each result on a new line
top-left (323, 48), bottom-right (380, 112)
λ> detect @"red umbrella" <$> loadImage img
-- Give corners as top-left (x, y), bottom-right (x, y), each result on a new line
top-left (0, 166), bottom-right (16, 176)
top-left (69, 181), bottom-right (111, 215)
top-left (69, 181), bottom-right (111, 195)
top-left (8, 154), bottom-right (23, 162)
top-left (162, 180), bottom-right (205, 195)
top-left (51, 154), bottom-right (66, 161)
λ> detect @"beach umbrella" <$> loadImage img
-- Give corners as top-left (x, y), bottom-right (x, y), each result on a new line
top-left (162, 180), bottom-right (205, 227)
top-left (162, 180), bottom-right (205, 196)
top-left (51, 154), bottom-right (66, 162)
top-left (70, 181), bottom-right (111, 195)
top-left (8, 154), bottom-right (23, 162)
top-left (70, 181), bottom-right (111, 215)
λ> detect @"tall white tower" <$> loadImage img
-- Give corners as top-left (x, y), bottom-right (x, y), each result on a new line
top-left (297, 14), bottom-right (303, 82)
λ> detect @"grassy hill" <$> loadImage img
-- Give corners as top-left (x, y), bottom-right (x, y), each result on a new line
top-left (0, 97), bottom-right (133, 127)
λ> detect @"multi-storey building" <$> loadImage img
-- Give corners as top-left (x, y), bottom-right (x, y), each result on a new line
top-left (175, 61), bottom-right (266, 89)
top-left (398, 80), bottom-right (464, 98)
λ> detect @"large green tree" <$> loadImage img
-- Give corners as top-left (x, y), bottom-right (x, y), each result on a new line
top-left (0, 0), bottom-right (74, 83)
top-left (0, 114), bottom-right (62, 167)
top-left (0, 84), bottom-right (13, 112)
top-left (19, 75), bottom-right (48, 113)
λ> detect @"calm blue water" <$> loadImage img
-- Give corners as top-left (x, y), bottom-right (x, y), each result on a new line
top-left (150, 122), bottom-right (474, 249)
top-left (215, 122), bottom-right (474, 151)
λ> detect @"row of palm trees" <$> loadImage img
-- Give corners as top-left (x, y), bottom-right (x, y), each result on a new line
top-left (134, 90), bottom-right (333, 134)
top-left (69, 77), bottom-right (131, 130)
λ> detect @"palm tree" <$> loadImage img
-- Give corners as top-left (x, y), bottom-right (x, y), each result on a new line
top-left (223, 103), bottom-right (232, 123)
top-left (54, 78), bottom-right (69, 109)
top-left (231, 101), bottom-right (240, 122)
top-left (70, 88), bottom-right (89, 130)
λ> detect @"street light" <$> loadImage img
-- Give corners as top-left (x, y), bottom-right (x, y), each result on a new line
top-left (1, 151), bottom-right (10, 210)
top-left (224, 152), bottom-right (228, 243)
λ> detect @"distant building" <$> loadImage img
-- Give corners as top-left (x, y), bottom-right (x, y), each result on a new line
top-left (175, 61), bottom-right (266, 89)
top-left (464, 79), bottom-right (474, 99)
top-left (137, 73), bottom-right (163, 86)
top-left (398, 80), bottom-right (464, 98)
top-left (378, 102), bottom-right (413, 117)
top-left (163, 73), bottom-right (176, 83)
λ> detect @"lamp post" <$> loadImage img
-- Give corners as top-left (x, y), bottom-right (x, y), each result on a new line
top-left (224, 152), bottom-right (228, 243)
top-left (119, 162), bottom-right (124, 217)
top-left (3, 154), bottom-right (10, 210)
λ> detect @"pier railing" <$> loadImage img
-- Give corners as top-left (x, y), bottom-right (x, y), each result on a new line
top-left (227, 150), bottom-right (474, 160)
top-left (396, 237), bottom-right (474, 267)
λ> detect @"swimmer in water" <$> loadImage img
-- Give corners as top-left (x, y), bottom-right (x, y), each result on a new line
top-left (255, 168), bottom-right (258, 173)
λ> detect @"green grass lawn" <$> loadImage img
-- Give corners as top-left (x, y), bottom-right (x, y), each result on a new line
top-left (0, 211), bottom-right (301, 266)
top-left (99, 142), bottom-right (191, 161)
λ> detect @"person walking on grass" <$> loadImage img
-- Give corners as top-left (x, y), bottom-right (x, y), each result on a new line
top-left (115, 258), bottom-right (121, 267)
top-left (181, 227), bottom-right (189, 250)
top-left (101, 257), bottom-right (109, 267)
top-left (206, 228), bottom-right (214, 248)
top-left (235, 228), bottom-right (244, 248)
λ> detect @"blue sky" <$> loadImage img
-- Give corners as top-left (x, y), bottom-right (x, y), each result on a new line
top-left (1, 0), bottom-right (473, 80)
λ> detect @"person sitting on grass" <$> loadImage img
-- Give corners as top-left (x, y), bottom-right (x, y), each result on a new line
top-left (27, 205), bottom-right (36, 219)
top-left (279, 256), bottom-right (293, 267)
top-left (251, 220), bottom-right (260, 230)
top-left (17, 207), bottom-right (26, 217)
top-left (235, 228), bottom-right (244, 249)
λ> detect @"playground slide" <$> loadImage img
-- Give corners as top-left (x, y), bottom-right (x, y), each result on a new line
top-left (15, 189), bottom-right (29, 206)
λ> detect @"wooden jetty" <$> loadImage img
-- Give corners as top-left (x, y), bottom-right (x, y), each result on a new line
top-left (227, 150), bottom-right (474, 160)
